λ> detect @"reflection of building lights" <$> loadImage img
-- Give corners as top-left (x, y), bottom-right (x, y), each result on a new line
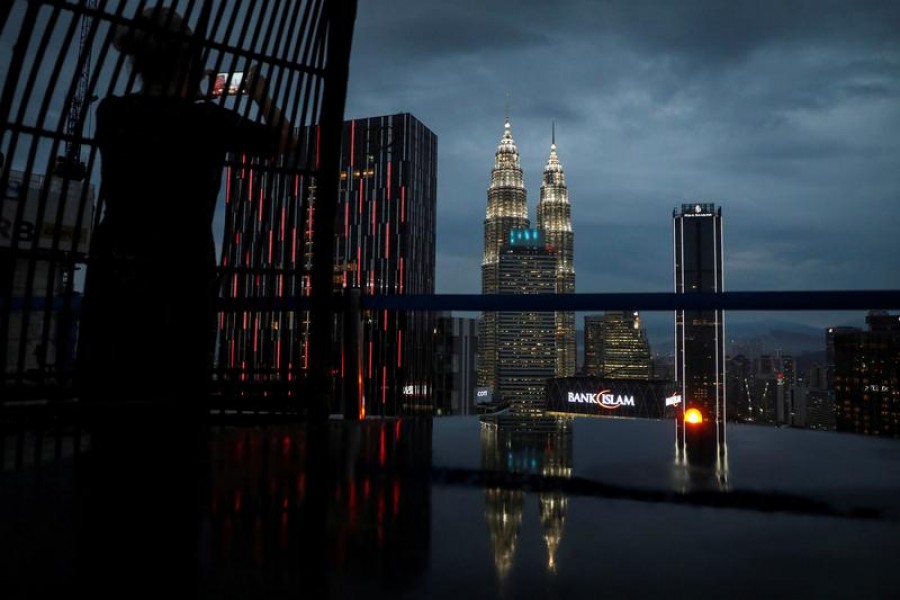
top-left (685, 408), bottom-right (703, 424)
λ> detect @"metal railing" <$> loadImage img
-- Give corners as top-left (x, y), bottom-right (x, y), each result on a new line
top-left (1, 0), bottom-right (357, 410)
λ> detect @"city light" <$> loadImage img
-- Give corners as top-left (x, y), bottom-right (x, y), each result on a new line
top-left (685, 408), bottom-right (704, 425)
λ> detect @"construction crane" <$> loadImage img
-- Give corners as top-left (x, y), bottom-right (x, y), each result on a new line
top-left (54, 0), bottom-right (97, 181)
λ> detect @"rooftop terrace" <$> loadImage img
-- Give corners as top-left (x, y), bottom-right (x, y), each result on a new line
top-left (3, 414), bottom-right (900, 598)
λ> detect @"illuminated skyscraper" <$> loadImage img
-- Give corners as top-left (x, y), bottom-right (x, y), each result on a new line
top-left (834, 311), bottom-right (900, 437)
top-left (478, 120), bottom-right (529, 394)
top-left (219, 113), bottom-right (437, 415)
top-left (433, 315), bottom-right (478, 415)
top-left (674, 203), bottom-right (725, 448)
top-left (583, 311), bottom-right (650, 379)
top-left (496, 229), bottom-right (557, 413)
top-left (536, 126), bottom-right (576, 377)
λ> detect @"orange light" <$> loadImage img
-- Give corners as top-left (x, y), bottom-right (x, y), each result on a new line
top-left (684, 408), bottom-right (704, 425)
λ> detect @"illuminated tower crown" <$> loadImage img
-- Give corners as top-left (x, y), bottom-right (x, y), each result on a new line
top-left (479, 119), bottom-right (530, 392)
top-left (482, 119), bottom-right (530, 287)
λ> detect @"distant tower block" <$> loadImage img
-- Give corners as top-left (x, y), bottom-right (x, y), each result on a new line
top-left (537, 124), bottom-right (576, 378)
top-left (674, 203), bottom-right (726, 452)
top-left (478, 119), bottom-right (529, 395)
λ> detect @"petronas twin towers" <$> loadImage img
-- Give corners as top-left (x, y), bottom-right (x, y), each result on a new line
top-left (478, 118), bottom-right (576, 407)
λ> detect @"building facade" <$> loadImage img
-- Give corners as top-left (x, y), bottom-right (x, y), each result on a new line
top-left (673, 203), bottom-right (726, 446)
top-left (218, 113), bottom-right (437, 415)
top-left (1, 169), bottom-right (93, 378)
top-left (478, 119), bottom-right (576, 406)
top-left (834, 312), bottom-right (900, 437)
top-left (583, 311), bottom-right (651, 380)
top-left (496, 229), bottom-right (557, 413)
top-left (536, 130), bottom-right (575, 377)
top-left (478, 120), bottom-right (530, 395)
top-left (432, 315), bottom-right (478, 415)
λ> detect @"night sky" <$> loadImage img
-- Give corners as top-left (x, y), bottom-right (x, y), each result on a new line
top-left (3, 1), bottom-right (898, 342)
top-left (344, 0), bottom-right (900, 334)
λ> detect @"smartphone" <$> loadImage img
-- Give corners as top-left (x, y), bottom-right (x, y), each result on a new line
top-left (212, 71), bottom-right (245, 97)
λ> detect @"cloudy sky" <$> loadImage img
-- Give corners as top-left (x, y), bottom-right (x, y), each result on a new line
top-left (3, 0), bottom-right (897, 342)
top-left (343, 0), bottom-right (900, 333)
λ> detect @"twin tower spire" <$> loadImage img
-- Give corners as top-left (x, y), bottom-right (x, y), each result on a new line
top-left (479, 117), bottom-right (577, 394)
top-left (482, 118), bottom-right (574, 280)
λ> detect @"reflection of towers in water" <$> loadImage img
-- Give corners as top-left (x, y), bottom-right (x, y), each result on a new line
top-left (481, 416), bottom-right (573, 578)
top-left (483, 485), bottom-right (524, 580)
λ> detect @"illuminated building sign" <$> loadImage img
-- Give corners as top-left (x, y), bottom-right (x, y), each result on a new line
top-left (665, 394), bottom-right (682, 407)
top-left (508, 227), bottom-right (545, 247)
top-left (475, 387), bottom-right (493, 404)
top-left (402, 384), bottom-right (429, 397)
top-left (567, 390), bottom-right (635, 409)
top-left (864, 385), bottom-right (889, 393)
top-left (682, 204), bottom-right (715, 218)
top-left (546, 376), bottom-right (671, 419)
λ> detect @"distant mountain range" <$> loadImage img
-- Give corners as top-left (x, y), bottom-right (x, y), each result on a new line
top-left (577, 319), bottom-right (858, 363)
top-left (653, 320), bottom-right (835, 357)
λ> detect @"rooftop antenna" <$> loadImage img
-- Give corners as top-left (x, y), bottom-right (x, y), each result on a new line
top-left (505, 92), bottom-right (510, 124)
top-left (552, 120), bottom-right (556, 146)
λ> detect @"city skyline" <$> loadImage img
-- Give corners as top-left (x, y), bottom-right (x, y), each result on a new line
top-left (345, 0), bottom-right (900, 336)
top-left (3, 2), bottom-right (896, 338)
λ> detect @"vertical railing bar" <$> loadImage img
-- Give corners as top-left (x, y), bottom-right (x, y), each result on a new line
top-left (0, 3), bottom-right (46, 383)
top-left (8, 5), bottom-right (78, 387)
top-left (231, 0), bottom-right (270, 401)
top-left (211, 2), bottom-right (250, 395)
top-left (221, 3), bottom-right (258, 414)
top-left (255, 0), bottom-right (295, 404)
top-left (309, 0), bottom-right (357, 420)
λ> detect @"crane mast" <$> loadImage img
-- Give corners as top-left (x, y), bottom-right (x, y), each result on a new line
top-left (54, 0), bottom-right (97, 181)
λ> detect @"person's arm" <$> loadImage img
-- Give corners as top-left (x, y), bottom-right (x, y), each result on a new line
top-left (247, 64), bottom-right (297, 156)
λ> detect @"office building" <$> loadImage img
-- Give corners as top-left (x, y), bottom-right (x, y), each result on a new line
top-left (725, 353), bottom-right (752, 422)
top-left (478, 119), bottom-right (529, 395)
top-left (496, 229), bottom-right (557, 413)
top-left (432, 315), bottom-right (478, 415)
top-left (478, 118), bottom-right (577, 407)
top-left (673, 203), bottom-right (726, 446)
top-left (1, 168), bottom-right (93, 377)
top-left (219, 113), bottom-right (437, 415)
top-left (583, 311), bottom-right (650, 379)
top-left (805, 362), bottom-right (835, 430)
top-left (536, 128), bottom-right (575, 377)
top-left (834, 311), bottom-right (900, 437)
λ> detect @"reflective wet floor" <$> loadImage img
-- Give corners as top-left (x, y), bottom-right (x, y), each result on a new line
top-left (3, 415), bottom-right (900, 598)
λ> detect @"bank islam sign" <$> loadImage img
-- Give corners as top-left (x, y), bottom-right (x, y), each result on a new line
top-left (567, 390), bottom-right (635, 410)
top-left (546, 377), bottom-right (669, 419)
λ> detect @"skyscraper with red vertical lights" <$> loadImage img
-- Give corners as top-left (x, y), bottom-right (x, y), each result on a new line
top-left (218, 113), bottom-right (437, 415)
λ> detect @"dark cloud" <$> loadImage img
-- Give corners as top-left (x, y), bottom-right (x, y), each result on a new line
top-left (345, 0), bottom-right (900, 337)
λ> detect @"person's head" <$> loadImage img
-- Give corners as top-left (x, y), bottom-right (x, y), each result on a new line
top-left (113, 5), bottom-right (203, 96)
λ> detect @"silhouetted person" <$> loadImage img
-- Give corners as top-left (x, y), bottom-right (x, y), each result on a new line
top-left (74, 4), bottom-right (293, 594)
